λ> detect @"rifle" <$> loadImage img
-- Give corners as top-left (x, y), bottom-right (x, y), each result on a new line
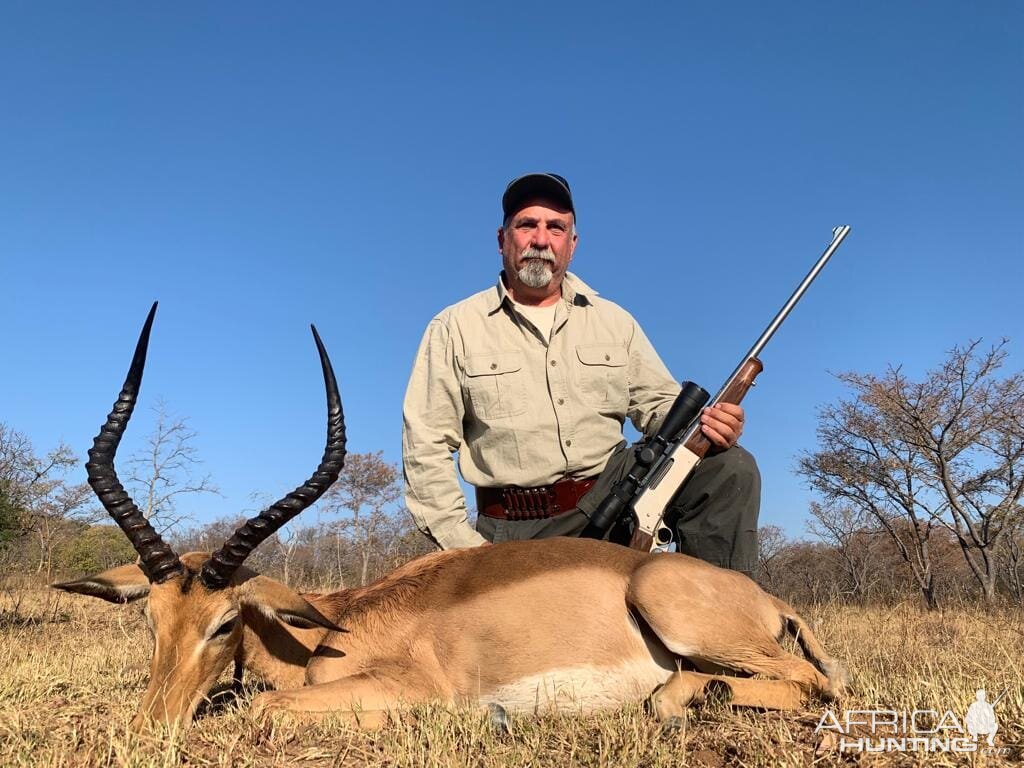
top-left (580, 226), bottom-right (852, 551)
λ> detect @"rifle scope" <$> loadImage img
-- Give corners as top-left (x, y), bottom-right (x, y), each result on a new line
top-left (580, 381), bottom-right (709, 539)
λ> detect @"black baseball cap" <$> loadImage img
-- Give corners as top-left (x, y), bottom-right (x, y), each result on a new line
top-left (501, 173), bottom-right (575, 222)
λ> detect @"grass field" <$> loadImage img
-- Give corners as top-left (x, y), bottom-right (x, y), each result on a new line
top-left (0, 585), bottom-right (1021, 767)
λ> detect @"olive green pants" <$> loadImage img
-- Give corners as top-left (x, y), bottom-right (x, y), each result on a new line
top-left (475, 443), bottom-right (760, 577)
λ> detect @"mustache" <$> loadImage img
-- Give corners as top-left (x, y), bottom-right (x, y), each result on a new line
top-left (520, 247), bottom-right (556, 263)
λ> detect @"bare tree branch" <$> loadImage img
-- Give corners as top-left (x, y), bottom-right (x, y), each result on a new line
top-left (123, 400), bottom-right (220, 536)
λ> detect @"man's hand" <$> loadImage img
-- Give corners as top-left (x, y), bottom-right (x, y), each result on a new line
top-left (700, 403), bottom-right (745, 450)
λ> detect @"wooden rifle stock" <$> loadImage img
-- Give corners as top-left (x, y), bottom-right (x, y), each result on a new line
top-left (681, 357), bottom-right (763, 460)
top-left (628, 529), bottom-right (656, 551)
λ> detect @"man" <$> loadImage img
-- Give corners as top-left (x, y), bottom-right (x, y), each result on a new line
top-left (402, 173), bottom-right (759, 575)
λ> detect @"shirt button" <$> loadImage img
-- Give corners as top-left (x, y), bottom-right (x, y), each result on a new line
top-left (550, 360), bottom-right (557, 367)
top-left (605, 354), bottom-right (611, 361)
top-left (565, 439), bottom-right (572, 447)
top-left (557, 398), bottom-right (564, 405)
top-left (490, 363), bottom-right (497, 370)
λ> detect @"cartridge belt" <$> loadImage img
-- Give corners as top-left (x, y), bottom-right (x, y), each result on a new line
top-left (476, 477), bottom-right (598, 521)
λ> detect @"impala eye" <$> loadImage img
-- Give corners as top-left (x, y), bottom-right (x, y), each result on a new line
top-left (211, 616), bottom-right (238, 639)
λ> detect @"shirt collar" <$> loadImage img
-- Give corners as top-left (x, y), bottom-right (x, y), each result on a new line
top-left (488, 271), bottom-right (597, 314)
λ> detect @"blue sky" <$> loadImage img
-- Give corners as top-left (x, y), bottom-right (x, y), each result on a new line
top-left (2, 2), bottom-right (1021, 538)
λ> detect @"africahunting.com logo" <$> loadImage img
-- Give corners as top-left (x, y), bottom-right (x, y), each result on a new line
top-left (815, 687), bottom-right (1009, 754)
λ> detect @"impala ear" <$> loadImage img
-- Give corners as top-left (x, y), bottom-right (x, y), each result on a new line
top-left (237, 575), bottom-right (344, 633)
top-left (52, 563), bottom-right (151, 603)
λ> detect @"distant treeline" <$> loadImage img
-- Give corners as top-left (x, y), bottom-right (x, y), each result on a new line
top-left (3, 338), bottom-right (1022, 610)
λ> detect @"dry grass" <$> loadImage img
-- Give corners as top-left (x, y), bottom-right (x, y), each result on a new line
top-left (1, 587), bottom-right (1021, 767)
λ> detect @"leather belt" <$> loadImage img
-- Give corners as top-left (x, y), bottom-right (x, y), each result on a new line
top-left (476, 477), bottom-right (598, 521)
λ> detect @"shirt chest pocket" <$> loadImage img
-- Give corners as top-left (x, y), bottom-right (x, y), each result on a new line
top-left (464, 351), bottom-right (527, 419)
top-left (575, 344), bottom-right (629, 410)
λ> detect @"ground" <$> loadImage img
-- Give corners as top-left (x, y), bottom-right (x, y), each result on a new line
top-left (1, 586), bottom-right (1021, 767)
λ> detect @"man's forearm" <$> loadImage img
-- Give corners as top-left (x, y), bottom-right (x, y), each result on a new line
top-left (404, 477), bottom-right (487, 549)
top-left (402, 436), bottom-right (486, 549)
top-left (432, 518), bottom-right (488, 549)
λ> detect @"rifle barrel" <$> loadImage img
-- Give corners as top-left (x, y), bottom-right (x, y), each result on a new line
top-left (708, 225), bottom-right (850, 408)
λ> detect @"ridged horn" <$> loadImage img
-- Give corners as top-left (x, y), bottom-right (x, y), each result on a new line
top-left (86, 302), bottom-right (184, 584)
top-left (199, 325), bottom-right (346, 590)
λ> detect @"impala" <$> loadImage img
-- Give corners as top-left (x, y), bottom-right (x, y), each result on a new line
top-left (55, 304), bottom-right (848, 729)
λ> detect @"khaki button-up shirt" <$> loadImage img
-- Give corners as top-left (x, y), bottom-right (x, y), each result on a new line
top-left (402, 272), bottom-right (680, 549)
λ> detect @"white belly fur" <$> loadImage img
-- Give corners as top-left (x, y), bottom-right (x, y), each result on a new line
top-left (479, 657), bottom-right (672, 714)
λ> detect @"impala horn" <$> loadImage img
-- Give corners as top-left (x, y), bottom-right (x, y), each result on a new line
top-left (199, 324), bottom-right (347, 590)
top-left (86, 302), bottom-right (184, 583)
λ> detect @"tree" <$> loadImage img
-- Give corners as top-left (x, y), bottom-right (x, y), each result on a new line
top-left (0, 424), bottom-right (39, 544)
top-left (0, 424), bottom-right (97, 579)
top-left (996, 518), bottom-right (1024, 603)
top-left (769, 540), bottom-right (839, 604)
top-left (805, 502), bottom-right (887, 602)
top-left (29, 475), bottom-right (94, 579)
top-left (54, 524), bottom-right (137, 574)
top-left (123, 400), bottom-right (219, 535)
top-left (0, 484), bottom-right (20, 547)
top-left (269, 521), bottom-right (314, 588)
top-left (799, 340), bottom-right (1024, 607)
top-left (0, 484), bottom-right (24, 574)
top-left (756, 524), bottom-right (788, 592)
top-left (319, 452), bottom-right (409, 586)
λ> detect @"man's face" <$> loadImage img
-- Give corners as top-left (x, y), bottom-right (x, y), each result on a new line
top-left (497, 199), bottom-right (577, 297)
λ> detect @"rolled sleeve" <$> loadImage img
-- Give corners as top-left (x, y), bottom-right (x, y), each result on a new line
top-left (402, 318), bottom-right (487, 549)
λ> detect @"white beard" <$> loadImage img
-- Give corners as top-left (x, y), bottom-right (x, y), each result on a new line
top-left (517, 248), bottom-right (555, 288)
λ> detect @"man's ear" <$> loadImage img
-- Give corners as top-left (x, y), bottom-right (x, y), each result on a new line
top-left (237, 575), bottom-right (344, 633)
top-left (52, 563), bottom-right (151, 603)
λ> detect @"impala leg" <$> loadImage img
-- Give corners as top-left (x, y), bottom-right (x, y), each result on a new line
top-left (720, 649), bottom-right (832, 699)
top-left (650, 670), bottom-right (805, 719)
top-left (639, 615), bottom-right (833, 701)
top-left (628, 557), bottom-right (839, 702)
top-left (252, 671), bottom-right (435, 730)
top-left (676, 643), bottom-right (832, 701)
top-left (650, 671), bottom-right (707, 719)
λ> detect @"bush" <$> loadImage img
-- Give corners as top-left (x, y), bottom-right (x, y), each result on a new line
top-left (53, 525), bottom-right (137, 576)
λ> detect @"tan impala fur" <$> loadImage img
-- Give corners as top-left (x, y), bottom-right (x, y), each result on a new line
top-left (56, 538), bottom-right (848, 728)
